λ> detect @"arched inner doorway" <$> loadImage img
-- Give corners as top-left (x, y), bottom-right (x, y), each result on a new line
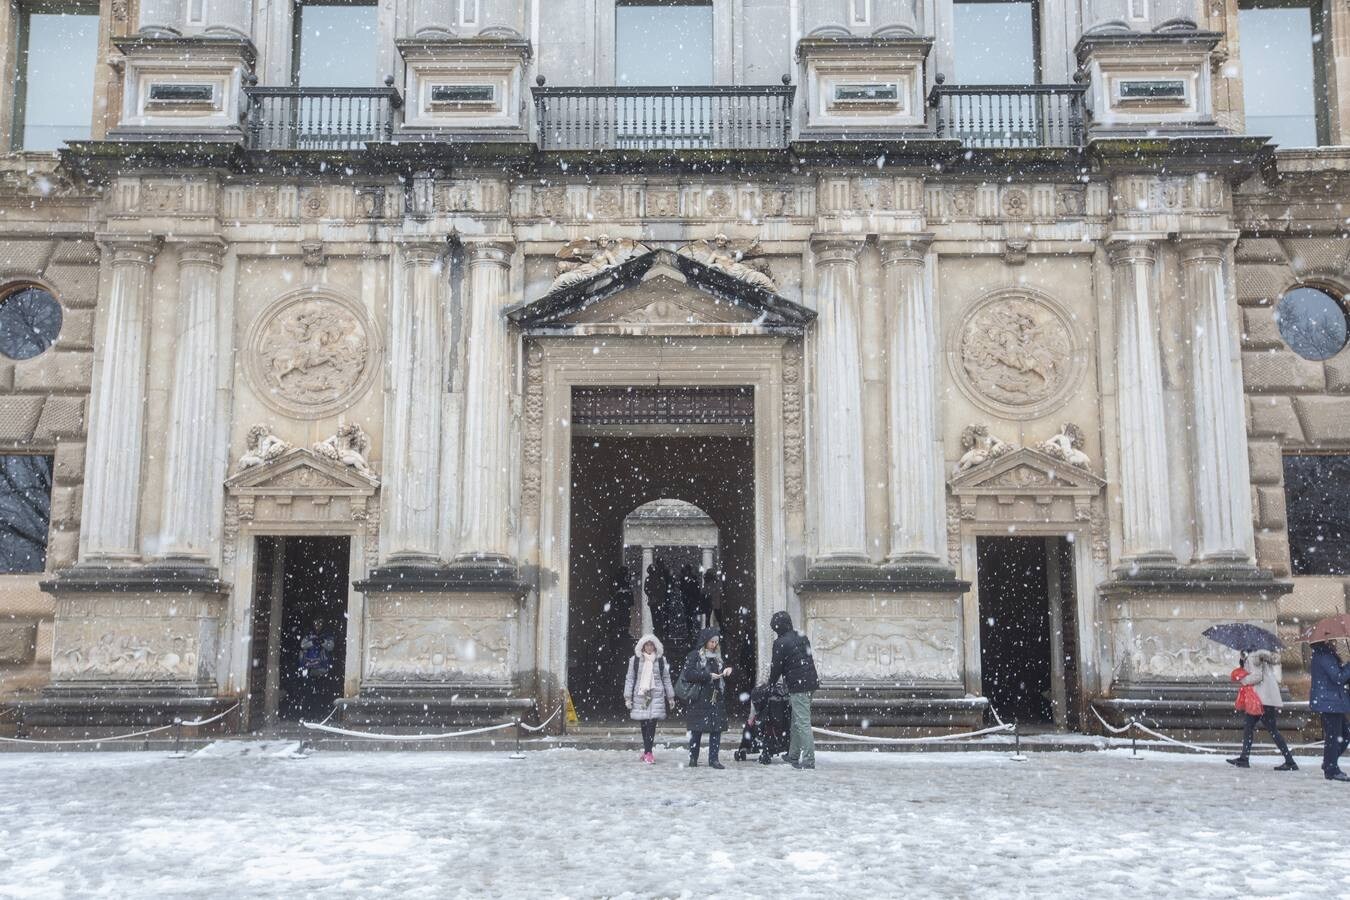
top-left (566, 388), bottom-right (756, 721)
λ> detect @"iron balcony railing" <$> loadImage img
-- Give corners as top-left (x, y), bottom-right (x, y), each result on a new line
top-left (929, 82), bottom-right (1087, 149)
top-left (244, 83), bottom-right (403, 150)
top-left (532, 80), bottom-right (796, 151)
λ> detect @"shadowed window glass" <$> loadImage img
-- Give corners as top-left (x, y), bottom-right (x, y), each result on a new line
top-left (1284, 455), bottom-right (1350, 576)
top-left (1238, 1), bottom-right (1322, 147)
top-left (0, 286), bottom-right (63, 360)
top-left (0, 455), bottom-right (53, 573)
top-left (1275, 285), bottom-right (1347, 361)
top-left (13, 7), bottom-right (99, 150)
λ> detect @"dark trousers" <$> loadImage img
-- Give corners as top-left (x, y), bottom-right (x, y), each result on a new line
top-left (689, 730), bottom-right (721, 763)
top-left (1241, 709), bottom-right (1293, 760)
top-left (640, 719), bottom-right (657, 753)
top-left (1321, 713), bottom-right (1350, 774)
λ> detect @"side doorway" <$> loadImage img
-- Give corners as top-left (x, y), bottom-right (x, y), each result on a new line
top-left (976, 535), bottom-right (1080, 729)
top-left (246, 535), bottom-right (351, 730)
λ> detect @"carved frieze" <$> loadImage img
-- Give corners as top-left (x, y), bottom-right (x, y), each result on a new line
top-left (948, 288), bottom-right (1084, 420)
top-left (245, 290), bottom-right (380, 418)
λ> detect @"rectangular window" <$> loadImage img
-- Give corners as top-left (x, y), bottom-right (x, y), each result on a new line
top-left (0, 455), bottom-right (52, 573)
top-left (12, 4), bottom-right (99, 151)
top-left (1238, 0), bottom-right (1325, 148)
top-left (293, 1), bottom-right (378, 87)
top-left (1284, 454), bottom-right (1350, 575)
top-left (952, 0), bottom-right (1039, 85)
top-left (615, 1), bottom-right (713, 86)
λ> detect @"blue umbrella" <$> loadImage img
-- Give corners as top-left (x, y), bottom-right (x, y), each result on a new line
top-left (1202, 623), bottom-right (1283, 653)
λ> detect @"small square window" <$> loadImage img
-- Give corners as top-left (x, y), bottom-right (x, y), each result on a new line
top-left (0, 455), bottom-right (53, 573)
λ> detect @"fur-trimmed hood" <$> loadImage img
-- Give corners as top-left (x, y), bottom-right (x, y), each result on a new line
top-left (634, 634), bottom-right (665, 658)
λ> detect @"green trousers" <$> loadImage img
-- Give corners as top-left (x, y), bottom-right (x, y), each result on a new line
top-left (788, 691), bottom-right (815, 766)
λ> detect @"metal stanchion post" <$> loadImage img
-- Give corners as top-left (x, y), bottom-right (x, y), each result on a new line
top-left (1010, 719), bottom-right (1027, 762)
top-left (1128, 717), bottom-right (1142, 760)
top-left (509, 719), bottom-right (526, 760)
top-left (170, 718), bottom-right (186, 759)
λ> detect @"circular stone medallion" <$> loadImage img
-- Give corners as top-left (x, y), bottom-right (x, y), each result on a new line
top-left (948, 289), bottom-right (1085, 420)
top-left (246, 290), bottom-right (379, 418)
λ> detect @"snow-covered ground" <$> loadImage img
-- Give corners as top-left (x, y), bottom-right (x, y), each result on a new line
top-left (0, 747), bottom-right (1346, 899)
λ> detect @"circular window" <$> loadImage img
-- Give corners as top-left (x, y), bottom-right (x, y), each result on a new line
top-left (0, 285), bottom-right (62, 361)
top-left (1275, 286), bottom-right (1349, 361)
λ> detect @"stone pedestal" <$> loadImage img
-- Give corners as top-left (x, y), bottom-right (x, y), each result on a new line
top-left (796, 570), bottom-right (975, 730)
top-left (29, 566), bottom-right (230, 728)
top-left (1097, 571), bottom-right (1291, 729)
top-left (348, 567), bottom-right (532, 727)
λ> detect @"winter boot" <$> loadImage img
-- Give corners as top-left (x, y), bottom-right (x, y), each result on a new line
top-left (642, 752), bottom-right (655, 765)
top-left (1274, 759), bottom-right (1299, 771)
top-left (1325, 770), bottom-right (1350, 782)
top-left (708, 760), bottom-right (725, 770)
top-left (688, 755), bottom-right (698, 768)
top-left (1226, 757), bottom-right (1250, 768)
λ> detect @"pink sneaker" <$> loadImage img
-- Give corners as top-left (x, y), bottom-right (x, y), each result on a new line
top-left (642, 752), bottom-right (655, 764)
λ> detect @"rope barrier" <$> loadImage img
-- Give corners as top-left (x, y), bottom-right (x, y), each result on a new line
top-left (1091, 705), bottom-right (1326, 753)
top-left (811, 723), bottom-right (1013, 745)
top-left (518, 706), bottom-right (562, 733)
top-left (1129, 721), bottom-right (1223, 754)
top-left (1089, 705), bottom-right (1136, 735)
top-left (299, 720), bottom-right (517, 741)
top-left (0, 724), bottom-right (174, 746)
top-left (178, 702), bottom-right (241, 729)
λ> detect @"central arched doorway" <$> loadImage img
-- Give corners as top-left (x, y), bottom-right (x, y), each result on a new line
top-left (565, 388), bottom-right (757, 721)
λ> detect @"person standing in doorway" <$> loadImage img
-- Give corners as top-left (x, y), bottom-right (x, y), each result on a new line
top-left (645, 563), bottom-right (669, 645)
top-left (1226, 650), bottom-right (1298, 771)
top-left (679, 564), bottom-right (704, 645)
top-left (623, 634), bottom-right (676, 765)
top-left (682, 628), bottom-right (731, 769)
top-left (1309, 640), bottom-right (1350, 782)
top-left (702, 568), bottom-right (723, 629)
top-left (769, 611), bottom-right (820, 770)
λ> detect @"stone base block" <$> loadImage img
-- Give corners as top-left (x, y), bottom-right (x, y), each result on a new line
top-left (1093, 687), bottom-right (1312, 737)
top-left (813, 684), bottom-right (987, 731)
top-left (11, 682), bottom-right (234, 733)
top-left (338, 685), bottom-right (535, 730)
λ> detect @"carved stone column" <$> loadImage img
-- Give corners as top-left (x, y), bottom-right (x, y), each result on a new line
top-left (1181, 237), bottom-right (1256, 564)
top-left (808, 236), bottom-right (869, 565)
top-left (80, 237), bottom-right (159, 562)
top-left (158, 239), bottom-right (224, 561)
top-left (880, 235), bottom-right (948, 568)
top-left (1107, 239), bottom-right (1175, 565)
top-left (455, 239), bottom-right (516, 571)
top-left (384, 238), bottom-right (446, 563)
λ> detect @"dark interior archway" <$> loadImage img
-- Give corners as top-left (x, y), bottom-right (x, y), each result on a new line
top-left (568, 435), bottom-right (755, 721)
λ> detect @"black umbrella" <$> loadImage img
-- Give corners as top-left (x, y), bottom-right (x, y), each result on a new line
top-left (1202, 623), bottom-right (1283, 653)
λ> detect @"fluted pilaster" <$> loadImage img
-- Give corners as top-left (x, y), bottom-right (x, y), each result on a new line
top-left (880, 235), bottom-right (948, 565)
top-left (158, 239), bottom-right (225, 560)
top-left (809, 236), bottom-right (869, 563)
top-left (1181, 237), bottom-right (1255, 564)
top-left (81, 238), bottom-right (159, 561)
top-left (1108, 239), bottom-right (1175, 564)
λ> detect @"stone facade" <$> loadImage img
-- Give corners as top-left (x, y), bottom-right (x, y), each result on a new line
top-left (0, 0), bottom-right (1343, 734)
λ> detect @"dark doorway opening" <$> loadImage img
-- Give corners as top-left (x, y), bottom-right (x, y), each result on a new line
top-left (246, 535), bottom-right (350, 729)
top-left (568, 430), bottom-right (756, 722)
top-left (977, 535), bottom-right (1079, 728)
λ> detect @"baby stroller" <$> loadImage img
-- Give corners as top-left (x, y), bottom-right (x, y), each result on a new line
top-left (734, 682), bottom-right (791, 764)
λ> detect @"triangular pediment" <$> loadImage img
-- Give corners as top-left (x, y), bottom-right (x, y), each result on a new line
top-left (506, 248), bottom-right (814, 334)
top-left (950, 447), bottom-right (1104, 496)
top-left (225, 448), bottom-right (378, 495)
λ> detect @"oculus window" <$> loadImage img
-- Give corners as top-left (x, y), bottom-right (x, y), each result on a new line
top-left (1275, 285), bottom-right (1348, 361)
top-left (11, 3), bottom-right (99, 151)
top-left (1284, 455), bottom-right (1350, 576)
top-left (615, 1), bottom-right (713, 85)
top-left (293, 1), bottom-right (378, 87)
top-left (1238, 0), bottom-right (1325, 148)
top-left (0, 285), bottom-right (62, 361)
top-left (0, 455), bottom-right (53, 574)
top-left (952, 0), bottom-right (1039, 85)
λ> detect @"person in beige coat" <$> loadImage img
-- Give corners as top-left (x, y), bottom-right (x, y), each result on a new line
top-left (1228, 649), bottom-right (1299, 771)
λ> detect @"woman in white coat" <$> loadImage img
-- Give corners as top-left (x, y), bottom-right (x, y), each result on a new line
top-left (623, 634), bottom-right (676, 765)
top-left (1228, 649), bottom-right (1299, 771)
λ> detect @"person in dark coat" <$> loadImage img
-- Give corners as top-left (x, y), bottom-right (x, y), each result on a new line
top-left (1308, 640), bottom-right (1350, 781)
top-left (682, 627), bottom-right (731, 769)
top-left (702, 568), bottom-right (723, 629)
top-left (644, 563), bottom-right (669, 644)
top-left (679, 564), bottom-right (704, 643)
top-left (768, 611), bottom-right (820, 770)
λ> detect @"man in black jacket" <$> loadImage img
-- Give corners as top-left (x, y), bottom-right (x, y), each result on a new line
top-left (768, 611), bottom-right (819, 769)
